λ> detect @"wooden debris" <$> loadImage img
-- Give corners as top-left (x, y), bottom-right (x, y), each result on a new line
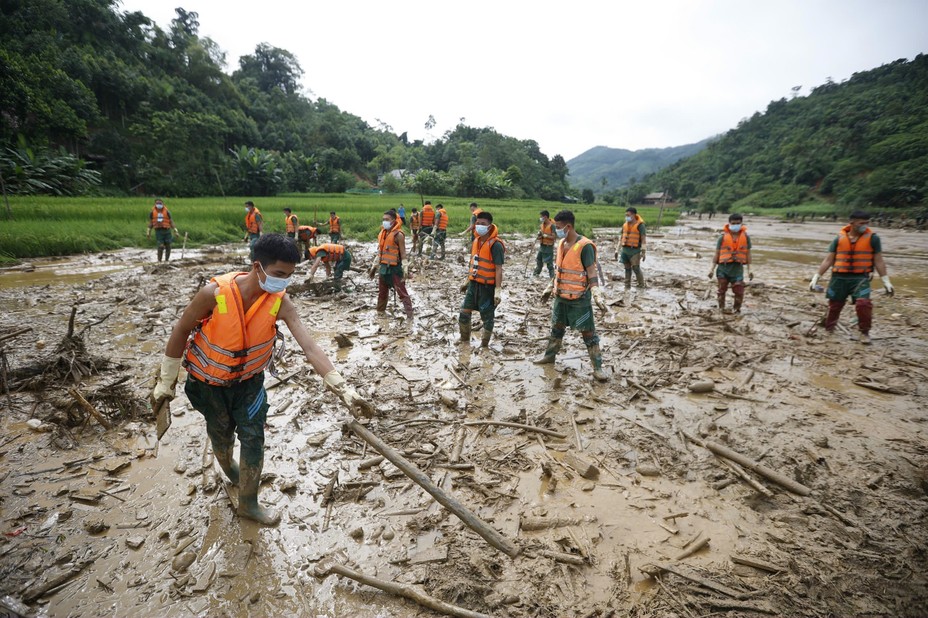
top-left (731, 554), bottom-right (785, 573)
top-left (640, 562), bottom-right (750, 599)
top-left (23, 556), bottom-right (95, 602)
top-left (563, 452), bottom-right (599, 480)
top-left (315, 560), bottom-right (492, 618)
top-left (687, 380), bottom-right (715, 393)
top-left (68, 388), bottom-right (111, 429)
top-left (538, 549), bottom-right (587, 566)
top-left (520, 516), bottom-right (592, 531)
top-left (673, 531), bottom-right (710, 561)
top-left (462, 420), bottom-right (567, 439)
top-left (408, 545), bottom-right (449, 565)
top-left (627, 378), bottom-right (661, 401)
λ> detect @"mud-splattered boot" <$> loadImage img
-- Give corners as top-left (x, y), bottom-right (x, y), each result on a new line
top-left (458, 319), bottom-right (472, 344)
top-left (237, 456), bottom-right (280, 526)
top-left (157, 246), bottom-right (164, 262)
top-left (635, 270), bottom-right (647, 289)
top-left (480, 329), bottom-right (492, 348)
top-left (624, 269), bottom-right (632, 290)
top-left (164, 246), bottom-right (171, 261)
top-left (213, 446), bottom-right (240, 485)
top-left (533, 337), bottom-right (562, 365)
top-left (587, 344), bottom-right (609, 382)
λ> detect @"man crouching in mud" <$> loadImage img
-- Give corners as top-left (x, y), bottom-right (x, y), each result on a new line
top-left (151, 234), bottom-right (372, 525)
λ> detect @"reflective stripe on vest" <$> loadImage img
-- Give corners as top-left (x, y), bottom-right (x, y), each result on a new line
top-left (329, 216), bottom-right (340, 233)
top-left (245, 208), bottom-right (261, 234)
top-left (437, 209), bottom-right (448, 230)
top-left (378, 223), bottom-right (402, 265)
top-left (421, 206), bottom-right (435, 227)
top-left (285, 214), bottom-right (297, 233)
top-left (718, 227), bottom-right (749, 264)
top-left (183, 272), bottom-right (283, 387)
top-left (540, 220), bottom-right (555, 246)
top-left (151, 207), bottom-right (173, 229)
top-left (469, 226), bottom-right (504, 284)
top-left (621, 215), bottom-right (644, 248)
top-left (834, 227), bottom-right (874, 274)
top-left (309, 243), bottom-right (345, 263)
top-left (298, 225), bottom-right (317, 241)
top-left (555, 237), bottom-right (595, 300)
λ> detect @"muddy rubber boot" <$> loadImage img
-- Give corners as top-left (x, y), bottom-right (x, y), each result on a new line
top-left (624, 270), bottom-right (632, 290)
top-left (480, 329), bottom-right (492, 348)
top-left (635, 270), bottom-right (646, 289)
top-left (164, 246), bottom-right (171, 261)
top-left (213, 446), bottom-right (240, 485)
top-left (157, 246), bottom-right (164, 262)
top-left (733, 299), bottom-right (742, 313)
top-left (458, 320), bottom-right (472, 343)
top-left (237, 457), bottom-right (280, 526)
top-left (587, 344), bottom-right (609, 382)
top-left (533, 337), bottom-right (562, 365)
top-left (859, 332), bottom-right (871, 345)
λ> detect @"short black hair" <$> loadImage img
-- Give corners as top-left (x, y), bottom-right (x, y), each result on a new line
top-left (329, 211), bottom-right (336, 215)
top-left (412, 208), bottom-right (418, 212)
top-left (245, 201), bottom-right (255, 207)
top-left (424, 200), bottom-right (431, 205)
top-left (469, 202), bottom-right (478, 209)
top-left (283, 207), bottom-right (292, 213)
top-left (728, 213), bottom-right (743, 222)
top-left (437, 203), bottom-right (444, 208)
top-left (850, 210), bottom-right (871, 220)
top-left (626, 207), bottom-right (638, 215)
top-left (254, 233), bottom-right (299, 267)
top-left (476, 210), bottom-right (493, 224)
top-left (384, 209), bottom-right (397, 219)
top-left (540, 210), bottom-right (550, 217)
top-left (554, 210), bottom-right (575, 226)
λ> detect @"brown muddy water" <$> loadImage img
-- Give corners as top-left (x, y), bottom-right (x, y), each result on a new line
top-left (1, 217), bottom-right (927, 617)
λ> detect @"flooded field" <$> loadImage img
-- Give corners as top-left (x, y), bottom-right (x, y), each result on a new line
top-left (1, 216), bottom-right (926, 617)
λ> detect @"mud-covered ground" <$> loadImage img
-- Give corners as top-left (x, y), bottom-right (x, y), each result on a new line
top-left (1, 216), bottom-right (926, 617)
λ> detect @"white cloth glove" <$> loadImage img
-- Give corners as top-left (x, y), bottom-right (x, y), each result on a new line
top-left (152, 356), bottom-right (182, 403)
top-left (323, 370), bottom-right (374, 418)
top-left (881, 275), bottom-right (894, 296)
top-left (591, 287), bottom-right (608, 313)
top-left (541, 283), bottom-right (554, 302)
top-left (494, 287), bottom-right (502, 307)
top-left (809, 273), bottom-right (820, 291)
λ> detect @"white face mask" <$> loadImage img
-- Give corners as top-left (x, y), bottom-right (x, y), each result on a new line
top-left (382, 220), bottom-right (392, 230)
top-left (155, 203), bottom-right (164, 209)
top-left (856, 224), bottom-right (868, 233)
top-left (625, 215), bottom-right (633, 223)
top-left (555, 226), bottom-right (567, 238)
top-left (475, 224), bottom-right (489, 236)
top-left (258, 263), bottom-right (290, 293)
top-left (729, 223), bottom-right (742, 232)
top-left (539, 217), bottom-right (545, 223)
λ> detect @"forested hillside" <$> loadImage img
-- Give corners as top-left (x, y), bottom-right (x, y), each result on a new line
top-left (0, 1), bottom-right (570, 199)
top-left (641, 55), bottom-right (928, 213)
top-left (567, 139), bottom-right (712, 195)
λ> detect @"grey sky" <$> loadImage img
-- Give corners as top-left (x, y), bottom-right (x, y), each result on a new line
top-left (118, 0), bottom-right (926, 160)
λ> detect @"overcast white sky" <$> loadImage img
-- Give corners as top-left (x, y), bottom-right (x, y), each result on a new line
top-left (118, 0), bottom-right (926, 161)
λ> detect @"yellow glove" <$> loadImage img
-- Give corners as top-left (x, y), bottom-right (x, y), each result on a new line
top-left (494, 287), bottom-right (502, 307)
top-left (323, 371), bottom-right (374, 418)
top-left (151, 356), bottom-right (182, 406)
top-left (541, 283), bottom-right (554, 302)
top-left (591, 287), bottom-right (608, 313)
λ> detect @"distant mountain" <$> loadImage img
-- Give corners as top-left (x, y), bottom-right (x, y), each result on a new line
top-left (567, 138), bottom-right (713, 193)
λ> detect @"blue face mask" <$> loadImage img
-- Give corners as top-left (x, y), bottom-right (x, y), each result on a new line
top-left (475, 224), bottom-right (489, 236)
top-left (729, 223), bottom-right (742, 232)
top-left (555, 226), bottom-right (567, 238)
top-left (258, 263), bottom-right (290, 293)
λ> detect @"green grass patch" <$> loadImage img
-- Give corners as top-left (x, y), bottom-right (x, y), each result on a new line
top-left (0, 194), bottom-right (677, 262)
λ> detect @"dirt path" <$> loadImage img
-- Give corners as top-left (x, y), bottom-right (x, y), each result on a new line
top-left (1, 216), bottom-right (926, 617)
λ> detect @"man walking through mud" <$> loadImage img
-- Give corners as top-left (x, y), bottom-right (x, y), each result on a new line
top-left (418, 201), bottom-right (435, 255)
top-left (324, 211), bottom-right (342, 243)
top-left (709, 213), bottom-right (752, 314)
top-left (809, 210), bottom-right (894, 344)
top-left (619, 207), bottom-right (647, 289)
top-left (146, 198), bottom-right (179, 262)
top-left (370, 209), bottom-right (414, 318)
top-left (283, 208), bottom-right (299, 242)
top-left (535, 210), bottom-right (609, 381)
top-left (243, 201), bottom-right (263, 262)
top-left (458, 210), bottom-right (505, 347)
top-left (151, 234), bottom-right (372, 526)
top-left (534, 209), bottom-right (556, 278)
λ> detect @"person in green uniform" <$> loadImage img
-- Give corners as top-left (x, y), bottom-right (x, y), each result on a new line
top-left (458, 211), bottom-right (505, 348)
top-left (533, 210), bottom-right (556, 278)
top-left (619, 207), bottom-right (647, 289)
top-left (708, 213), bottom-right (752, 314)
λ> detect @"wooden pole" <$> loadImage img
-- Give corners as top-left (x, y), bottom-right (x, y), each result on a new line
top-left (462, 420), bottom-right (566, 439)
top-left (68, 388), bottom-right (112, 429)
top-left (345, 420), bottom-right (520, 557)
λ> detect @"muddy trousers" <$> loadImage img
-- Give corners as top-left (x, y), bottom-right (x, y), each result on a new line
top-left (459, 281), bottom-right (496, 344)
top-left (825, 298), bottom-right (872, 333)
top-left (717, 279), bottom-right (745, 311)
top-left (157, 246), bottom-right (172, 261)
top-left (377, 274), bottom-right (413, 316)
top-left (546, 326), bottom-right (602, 370)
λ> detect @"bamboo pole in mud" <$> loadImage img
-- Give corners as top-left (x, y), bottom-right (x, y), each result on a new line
top-left (345, 419), bottom-right (520, 557)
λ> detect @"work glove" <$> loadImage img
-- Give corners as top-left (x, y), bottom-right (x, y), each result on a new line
top-left (323, 371), bottom-right (374, 418)
top-left (494, 287), bottom-right (502, 307)
top-left (708, 266), bottom-right (716, 279)
top-left (541, 283), bottom-right (554, 302)
top-left (460, 277), bottom-right (470, 293)
top-left (150, 356), bottom-right (182, 408)
top-left (809, 273), bottom-right (820, 292)
top-left (746, 264), bottom-right (753, 281)
top-left (592, 287), bottom-right (608, 313)
top-left (881, 275), bottom-right (894, 296)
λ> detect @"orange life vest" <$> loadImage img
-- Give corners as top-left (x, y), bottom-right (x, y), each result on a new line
top-left (718, 225), bottom-right (749, 264)
top-left (621, 214), bottom-right (644, 248)
top-left (410, 212), bottom-right (421, 230)
top-left (309, 243), bottom-right (345, 263)
top-left (833, 226), bottom-right (874, 274)
top-left (297, 225), bottom-right (317, 241)
top-left (378, 220), bottom-right (403, 266)
top-left (540, 219), bottom-right (555, 246)
top-left (285, 213), bottom-right (298, 233)
top-left (420, 205), bottom-right (435, 227)
top-left (184, 272), bottom-right (283, 387)
top-left (555, 237), bottom-right (596, 300)
top-left (436, 208), bottom-right (448, 231)
top-left (245, 208), bottom-right (262, 234)
top-left (329, 215), bottom-right (341, 233)
top-left (469, 225), bottom-right (504, 285)
top-left (150, 206), bottom-right (173, 229)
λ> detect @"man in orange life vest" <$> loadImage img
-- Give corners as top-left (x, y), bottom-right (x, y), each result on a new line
top-left (369, 209), bottom-right (414, 318)
top-left (709, 213), bottom-right (752, 314)
top-left (462, 202), bottom-right (482, 242)
top-left (410, 208), bottom-right (422, 253)
top-left (535, 210), bottom-right (609, 382)
top-left (434, 203), bottom-right (449, 260)
top-left (458, 210), bottom-right (505, 347)
top-left (809, 210), bottom-right (894, 344)
top-left (296, 225), bottom-right (319, 261)
top-left (283, 208), bottom-right (299, 242)
top-left (307, 243), bottom-right (352, 284)
top-left (324, 211), bottom-right (341, 243)
top-left (146, 198), bottom-right (179, 262)
top-left (534, 210), bottom-right (556, 278)
top-left (620, 207), bottom-right (647, 289)
top-left (243, 201), bottom-right (263, 262)
top-left (151, 234), bottom-right (372, 525)
top-left (418, 201), bottom-right (435, 255)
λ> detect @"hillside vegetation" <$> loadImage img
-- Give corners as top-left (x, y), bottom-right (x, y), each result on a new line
top-left (0, 1), bottom-right (569, 200)
top-left (641, 55), bottom-right (928, 213)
